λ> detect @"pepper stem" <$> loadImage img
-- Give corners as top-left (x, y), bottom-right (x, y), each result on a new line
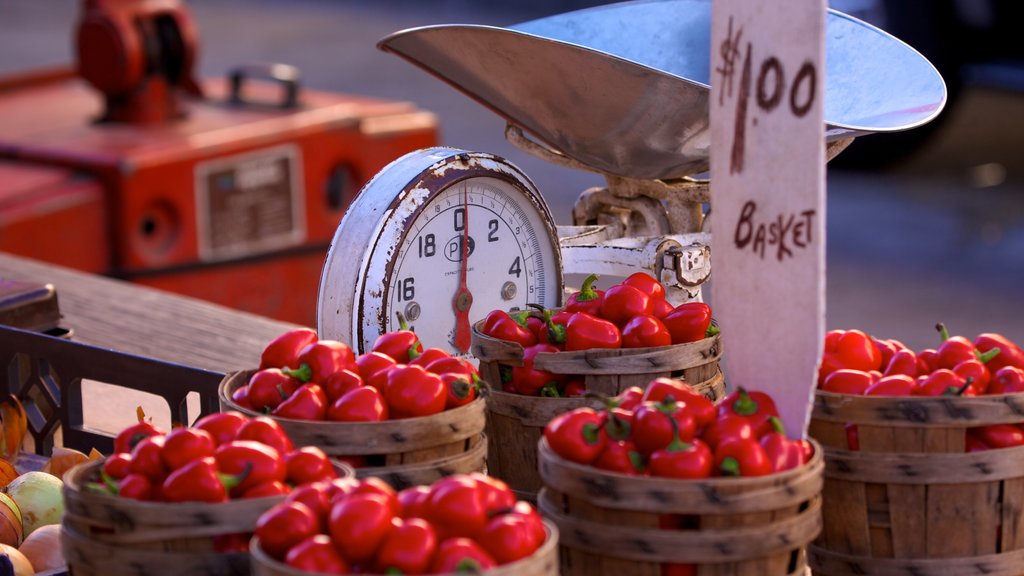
top-left (605, 413), bottom-right (632, 441)
top-left (976, 347), bottom-right (1001, 364)
top-left (582, 422), bottom-right (604, 446)
top-left (936, 322), bottom-right (951, 342)
top-left (282, 363), bottom-right (312, 383)
top-left (219, 462), bottom-right (253, 492)
top-left (396, 311), bottom-right (411, 332)
top-left (577, 273), bottom-right (600, 302)
top-left (706, 325), bottom-right (721, 338)
top-left (732, 387), bottom-right (758, 416)
top-left (540, 383), bottom-right (561, 398)
top-left (769, 416), bottom-right (786, 435)
top-left (664, 412), bottom-right (693, 453)
top-left (720, 456), bottom-right (741, 477)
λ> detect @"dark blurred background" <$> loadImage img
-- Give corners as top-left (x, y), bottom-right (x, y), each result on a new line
top-left (1, 0), bottom-right (1022, 351)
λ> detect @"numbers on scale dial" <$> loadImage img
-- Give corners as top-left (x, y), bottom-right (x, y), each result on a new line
top-left (388, 177), bottom-right (546, 353)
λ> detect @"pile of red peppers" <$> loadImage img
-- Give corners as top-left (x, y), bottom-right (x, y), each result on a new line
top-left (818, 325), bottom-right (1024, 451)
top-left (480, 272), bottom-right (718, 397)
top-left (232, 324), bottom-right (482, 424)
top-left (543, 378), bottom-right (811, 479)
top-left (255, 473), bottom-right (547, 573)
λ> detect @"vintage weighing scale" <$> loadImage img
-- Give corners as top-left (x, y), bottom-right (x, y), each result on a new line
top-left (316, 0), bottom-right (945, 358)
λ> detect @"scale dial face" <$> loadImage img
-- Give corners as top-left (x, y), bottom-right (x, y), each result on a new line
top-left (318, 148), bottom-right (563, 357)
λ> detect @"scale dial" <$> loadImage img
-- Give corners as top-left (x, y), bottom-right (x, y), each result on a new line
top-left (318, 147), bottom-right (563, 356)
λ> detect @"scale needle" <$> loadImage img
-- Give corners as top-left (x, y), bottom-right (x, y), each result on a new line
top-left (453, 187), bottom-right (473, 353)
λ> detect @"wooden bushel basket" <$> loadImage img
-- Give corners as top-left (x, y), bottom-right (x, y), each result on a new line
top-left (219, 370), bottom-right (487, 490)
top-left (472, 321), bottom-right (724, 500)
top-left (249, 521), bottom-right (561, 576)
top-left (537, 438), bottom-right (823, 576)
top-left (61, 457), bottom-right (353, 576)
top-left (809, 391), bottom-right (1024, 575)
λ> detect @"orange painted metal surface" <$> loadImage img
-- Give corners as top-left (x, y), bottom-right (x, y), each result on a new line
top-left (0, 72), bottom-right (438, 327)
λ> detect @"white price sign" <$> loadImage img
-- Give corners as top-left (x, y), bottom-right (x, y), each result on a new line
top-left (710, 0), bottom-right (826, 438)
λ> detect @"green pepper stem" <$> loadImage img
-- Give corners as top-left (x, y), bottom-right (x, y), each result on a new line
top-left (396, 311), bottom-right (411, 332)
top-left (664, 412), bottom-right (693, 453)
top-left (769, 416), bottom-right (786, 435)
top-left (936, 322), bottom-right (951, 342)
top-left (282, 363), bottom-right (312, 383)
top-left (219, 462), bottom-right (253, 492)
top-left (976, 347), bottom-right (1001, 364)
top-left (732, 387), bottom-right (758, 416)
top-left (582, 422), bottom-right (603, 446)
top-left (720, 456), bottom-right (741, 477)
top-left (577, 273), bottom-right (600, 302)
top-left (540, 383), bottom-right (561, 398)
top-left (605, 413), bottom-right (632, 441)
top-left (706, 325), bottom-right (721, 338)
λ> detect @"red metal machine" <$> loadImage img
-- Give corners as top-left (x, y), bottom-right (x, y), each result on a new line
top-left (0, 0), bottom-right (438, 327)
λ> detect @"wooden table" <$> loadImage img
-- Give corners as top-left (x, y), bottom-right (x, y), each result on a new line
top-left (0, 251), bottom-right (308, 455)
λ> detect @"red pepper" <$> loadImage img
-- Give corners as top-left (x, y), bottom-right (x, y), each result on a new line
top-left (913, 369), bottom-right (972, 397)
top-left (236, 416), bottom-right (295, 456)
top-left (511, 344), bottom-right (565, 396)
top-left (396, 485), bottom-right (432, 520)
top-left (715, 437), bottom-right (772, 477)
top-left (384, 364), bottom-right (447, 418)
top-left (424, 476), bottom-right (490, 540)
top-left (328, 385), bottom-right (389, 422)
top-left (212, 532), bottom-right (252, 554)
top-left (845, 423), bottom-right (860, 451)
top-left (356, 351), bottom-right (398, 384)
top-left (214, 440), bottom-right (286, 495)
top-left (113, 411), bottom-right (164, 455)
top-left (631, 400), bottom-right (697, 454)
top-left (480, 309), bottom-right (537, 348)
top-left (284, 534), bottom-right (350, 573)
top-left (834, 329), bottom-right (882, 372)
top-left (116, 473), bottom-right (155, 500)
top-left (161, 456), bottom-right (243, 503)
top-left (971, 424), bottom-right (1024, 449)
top-left (372, 312), bottom-right (424, 363)
top-left (917, 348), bottom-right (940, 374)
top-left (662, 302), bottom-right (712, 344)
top-left (286, 481), bottom-right (334, 523)
top-left (129, 434), bottom-right (168, 480)
top-left (565, 312), bottom-right (621, 351)
top-left (817, 352), bottom-right (846, 386)
top-left (230, 385), bottom-right (253, 411)
top-left (329, 493), bottom-right (395, 564)
top-left (975, 333), bottom-right (1024, 371)
top-left (430, 538), bottom-right (497, 573)
top-left (256, 501), bottom-right (323, 561)
top-left (322, 369), bottom-right (364, 403)
top-left (883, 348), bottom-right (919, 378)
top-left (424, 356), bottom-right (477, 380)
top-left (160, 427), bottom-right (216, 471)
top-left (865, 374), bottom-right (916, 396)
top-left (409, 347), bottom-right (451, 369)
top-left (966, 433), bottom-right (989, 452)
top-left (651, 298), bottom-right (674, 319)
top-left (528, 305), bottom-right (567, 347)
top-left (621, 314), bottom-right (672, 348)
top-left (440, 372), bottom-right (479, 409)
top-left (642, 378), bottom-right (716, 429)
top-left (242, 480), bottom-right (290, 499)
top-left (564, 273), bottom-right (605, 316)
top-left (935, 323), bottom-right (987, 369)
top-left (594, 439), bottom-right (645, 475)
top-left (284, 446), bottom-right (337, 485)
top-left (623, 271), bottom-right (667, 301)
top-left (989, 366), bottom-right (1024, 394)
top-left (376, 517), bottom-right (439, 575)
top-left (600, 284), bottom-right (653, 327)
top-left (718, 387), bottom-right (779, 436)
top-left (872, 337), bottom-right (901, 372)
top-left (701, 415), bottom-right (754, 450)
top-left (543, 408), bottom-right (608, 465)
top-left (193, 411), bottom-right (249, 447)
top-left (260, 328), bottom-right (318, 370)
top-left (647, 435), bottom-right (713, 479)
top-left (820, 369), bottom-right (873, 395)
top-left (247, 368), bottom-right (301, 412)
top-left (759, 417), bottom-right (806, 472)
top-left (564, 379), bottom-right (586, 397)
top-left (954, 358), bottom-right (992, 395)
top-left (272, 383), bottom-right (328, 420)
top-left (103, 452), bottom-right (133, 479)
top-left (287, 340), bottom-right (356, 383)
top-left (612, 386), bottom-right (645, 411)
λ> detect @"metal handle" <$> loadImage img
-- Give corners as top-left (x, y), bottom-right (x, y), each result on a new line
top-left (228, 63), bottom-right (300, 108)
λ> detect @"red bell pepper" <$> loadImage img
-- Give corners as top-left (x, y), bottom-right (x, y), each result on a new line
top-left (272, 383), bottom-right (328, 420)
top-left (864, 374), bottom-right (916, 396)
top-left (284, 446), bottom-right (337, 485)
top-left (260, 328), bottom-right (318, 370)
top-left (623, 271), bottom-right (667, 301)
top-left (256, 501), bottom-right (323, 561)
top-left (719, 387), bottom-right (779, 436)
top-left (834, 329), bottom-right (882, 372)
top-left (661, 302), bottom-right (712, 344)
top-left (565, 312), bottom-right (621, 351)
top-left (954, 358), bottom-right (992, 395)
top-left (651, 298), bottom-right (674, 319)
top-left (113, 410), bottom-right (164, 455)
top-left (247, 368), bottom-right (300, 412)
top-left (242, 480), bottom-right (290, 499)
top-left (384, 364), bottom-right (447, 418)
top-left (193, 411), bottom-right (249, 447)
top-left (600, 284), bottom-right (653, 327)
top-left (621, 314), bottom-right (672, 348)
top-left (322, 369), bottom-right (364, 403)
top-left (409, 347), bottom-right (451, 369)
top-left (440, 372), bottom-right (479, 409)
top-left (845, 423), bottom-right (860, 451)
top-left (594, 439), bottom-right (645, 475)
top-left (372, 313), bottom-right (424, 363)
top-left (287, 340), bottom-right (357, 383)
top-left (701, 415), bottom-right (755, 450)
top-left (631, 400), bottom-right (697, 455)
top-left (214, 440), bottom-right (286, 495)
top-left (715, 437), bottom-right (772, 477)
top-left (564, 273), bottom-right (604, 315)
top-left (971, 424), bottom-right (1024, 449)
top-left (327, 385), bottom-right (389, 422)
top-left (129, 434), bottom-right (168, 480)
top-left (511, 343), bottom-right (565, 396)
top-left (160, 427), bottom-right (216, 472)
top-left (480, 309), bottom-right (537, 348)
top-left (913, 369), bottom-right (972, 397)
top-left (974, 332), bottom-right (1024, 371)
top-left (647, 434), bottom-right (713, 479)
top-left (917, 348), bottom-right (939, 374)
top-left (563, 378), bottom-right (586, 397)
top-left (236, 416), bottom-right (295, 456)
top-left (759, 417), bottom-right (806, 472)
top-left (355, 351), bottom-right (398, 383)
top-left (161, 456), bottom-right (244, 503)
top-left (882, 348), bottom-right (919, 378)
top-left (820, 369), bottom-right (873, 395)
top-left (988, 366), bottom-right (1024, 394)
top-left (612, 386), bottom-right (645, 411)
top-left (284, 534), bottom-right (351, 573)
top-left (543, 408), bottom-right (608, 465)
top-left (642, 378), bottom-right (716, 429)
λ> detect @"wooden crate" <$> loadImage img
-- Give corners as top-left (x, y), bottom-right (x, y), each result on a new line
top-left (473, 321), bottom-right (724, 500)
top-left (808, 391), bottom-right (1024, 575)
top-left (61, 457), bottom-right (352, 576)
top-left (219, 370), bottom-right (486, 490)
top-left (537, 438), bottom-right (823, 576)
top-left (249, 521), bottom-right (560, 576)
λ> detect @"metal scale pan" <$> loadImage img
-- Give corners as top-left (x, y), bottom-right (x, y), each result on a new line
top-left (378, 0), bottom-right (947, 181)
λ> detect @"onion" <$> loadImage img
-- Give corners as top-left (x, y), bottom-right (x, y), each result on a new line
top-left (0, 543), bottom-right (32, 576)
top-left (19, 523), bottom-right (63, 572)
